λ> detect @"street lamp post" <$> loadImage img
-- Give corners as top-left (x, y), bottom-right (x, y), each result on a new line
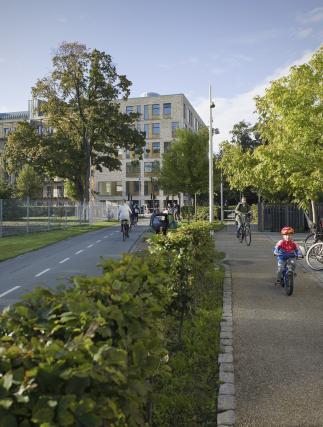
top-left (209, 85), bottom-right (215, 223)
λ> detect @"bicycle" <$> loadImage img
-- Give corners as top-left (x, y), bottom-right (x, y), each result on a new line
top-left (275, 255), bottom-right (302, 296)
top-left (121, 219), bottom-right (129, 241)
top-left (237, 213), bottom-right (252, 246)
top-left (306, 242), bottom-right (323, 271)
top-left (304, 221), bottom-right (323, 253)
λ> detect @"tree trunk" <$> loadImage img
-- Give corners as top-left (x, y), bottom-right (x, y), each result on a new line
top-left (194, 193), bottom-right (197, 221)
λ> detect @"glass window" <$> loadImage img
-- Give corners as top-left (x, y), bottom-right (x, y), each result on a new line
top-left (144, 124), bottom-right (149, 138)
top-left (152, 104), bottom-right (160, 116)
top-left (126, 106), bottom-right (133, 115)
top-left (172, 122), bottom-right (179, 137)
top-left (164, 141), bottom-right (172, 153)
top-left (152, 123), bottom-right (160, 136)
top-left (136, 105), bottom-right (141, 115)
top-left (144, 161), bottom-right (160, 176)
top-left (144, 105), bottom-right (149, 120)
top-left (126, 181), bottom-right (140, 197)
top-left (163, 103), bottom-right (171, 116)
top-left (126, 161), bottom-right (141, 177)
top-left (183, 103), bottom-right (186, 119)
top-left (3, 128), bottom-right (10, 136)
top-left (144, 180), bottom-right (160, 196)
top-left (152, 142), bottom-right (160, 154)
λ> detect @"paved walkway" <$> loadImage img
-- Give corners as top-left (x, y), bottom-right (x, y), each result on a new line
top-left (215, 225), bottom-right (323, 427)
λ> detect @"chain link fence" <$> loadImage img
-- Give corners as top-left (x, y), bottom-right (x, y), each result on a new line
top-left (0, 199), bottom-right (119, 237)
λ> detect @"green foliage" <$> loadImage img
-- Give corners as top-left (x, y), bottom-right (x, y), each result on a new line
top-left (5, 42), bottom-right (145, 203)
top-left (0, 177), bottom-right (13, 199)
top-left (181, 206), bottom-right (218, 221)
top-left (15, 165), bottom-right (43, 200)
top-left (220, 47), bottom-right (323, 212)
top-left (0, 223), bottom-right (223, 426)
top-left (158, 129), bottom-right (209, 197)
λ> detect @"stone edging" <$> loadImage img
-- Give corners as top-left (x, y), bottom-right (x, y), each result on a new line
top-left (217, 263), bottom-right (236, 426)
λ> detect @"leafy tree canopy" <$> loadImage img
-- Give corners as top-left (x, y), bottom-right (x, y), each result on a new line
top-left (15, 165), bottom-right (43, 200)
top-left (5, 42), bottom-right (145, 203)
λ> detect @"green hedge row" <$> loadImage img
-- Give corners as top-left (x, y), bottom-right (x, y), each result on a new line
top-left (180, 206), bottom-right (219, 221)
top-left (0, 222), bottom-right (223, 426)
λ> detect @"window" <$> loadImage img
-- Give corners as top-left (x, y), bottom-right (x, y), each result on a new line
top-left (163, 103), bottom-right (171, 116)
top-left (136, 105), bottom-right (141, 116)
top-left (152, 123), bottom-right (160, 136)
top-left (144, 161), bottom-right (160, 176)
top-left (144, 105), bottom-right (149, 120)
top-left (164, 141), bottom-right (172, 153)
top-left (98, 181), bottom-right (123, 196)
top-left (126, 161), bottom-right (141, 177)
top-left (136, 123), bottom-right (141, 132)
top-left (152, 142), bottom-right (160, 154)
top-left (3, 128), bottom-right (10, 136)
top-left (126, 106), bottom-right (133, 115)
top-left (183, 103), bottom-right (186, 119)
top-left (152, 104), bottom-right (160, 116)
top-left (126, 181), bottom-right (140, 197)
top-left (144, 180), bottom-right (159, 196)
top-left (172, 122), bottom-right (179, 137)
top-left (144, 124), bottom-right (149, 138)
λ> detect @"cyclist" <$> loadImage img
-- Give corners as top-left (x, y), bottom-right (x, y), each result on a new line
top-left (273, 226), bottom-right (302, 286)
top-left (118, 200), bottom-right (132, 237)
top-left (235, 197), bottom-right (252, 237)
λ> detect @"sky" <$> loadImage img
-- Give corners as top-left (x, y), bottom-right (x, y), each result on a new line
top-left (0, 0), bottom-right (322, 147)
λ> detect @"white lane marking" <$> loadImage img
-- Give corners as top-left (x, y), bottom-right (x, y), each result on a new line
top-left (35, 268), bottom-right (51, 277)
top-left (59, 257), bottom-right (70, 264)
top-left (103, 236), bottom-right (108, 239)
top-left (0, 286), bottom-right (21, 298)
top-left (87, 244), bottom-right (94, 248)
top-left (96, 240), bottom-right (102, 243)
top-left (75, 250), bottom-right (84, 255)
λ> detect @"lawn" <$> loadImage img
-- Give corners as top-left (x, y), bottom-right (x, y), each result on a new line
top-left (0, 221), bottom-right (118, 262)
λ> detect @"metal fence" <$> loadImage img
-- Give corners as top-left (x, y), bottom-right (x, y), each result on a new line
top-left (0, 199), bottom-right (119, 237)
top-left (258, 203), bottom-right (323, 232)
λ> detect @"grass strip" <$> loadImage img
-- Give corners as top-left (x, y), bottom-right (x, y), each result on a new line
top-left (0, 222), bottom-right (118, 262)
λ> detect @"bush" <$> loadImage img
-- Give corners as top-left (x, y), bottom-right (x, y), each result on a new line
top-left (180, 206), bottom-right (218, 221)
top-left (0, 255), bottom-right (171, 426)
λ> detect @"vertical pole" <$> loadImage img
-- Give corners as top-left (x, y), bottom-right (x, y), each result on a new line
top-left (27, 196), bottom-right (30, 233)
top-left (220, 169), bottom-right (224, 222)
top-left (0, 199), bottom-right (3, 238)
top-left (209, 84), bottom-right (214, 223)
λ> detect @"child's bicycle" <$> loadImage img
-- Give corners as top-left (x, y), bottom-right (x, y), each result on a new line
top-left (275, 255), bottom-right (302, 296)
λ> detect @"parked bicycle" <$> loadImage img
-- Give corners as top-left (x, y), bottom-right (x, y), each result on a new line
top-left (237, 213), bottom-right (252, 246)
top-left (306, 242), bottom-right (323, 271)
top-left (121, 219), bottom-right (129, 241)
top-left (304, 219), bottom-right (323, 253)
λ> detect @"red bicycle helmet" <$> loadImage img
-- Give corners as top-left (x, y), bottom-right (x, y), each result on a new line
top-left (281, 226), bottom-right (295, 235)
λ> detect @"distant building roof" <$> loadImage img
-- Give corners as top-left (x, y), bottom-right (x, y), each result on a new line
top-left (0, 111), bottom-right (29, 120)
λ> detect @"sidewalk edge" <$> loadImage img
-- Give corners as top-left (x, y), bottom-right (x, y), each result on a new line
top-left (217, 262), bottom-right (236, 427)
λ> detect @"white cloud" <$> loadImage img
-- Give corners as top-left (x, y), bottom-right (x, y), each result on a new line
top-left (296, 27), bottom-right (313, 39)
top-left (298, 7), bottom-right (323, 25)
top-left (190, 50), bottom-right (315, 152)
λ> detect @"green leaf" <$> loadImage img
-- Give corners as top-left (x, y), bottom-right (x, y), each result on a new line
top-left (0, 415), bottom-right (17, 427)
top-left (0, 398), bottom-right (13, 409)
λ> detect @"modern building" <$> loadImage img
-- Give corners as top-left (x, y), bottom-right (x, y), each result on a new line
top-left (93, 92), bottom-right (205, 209)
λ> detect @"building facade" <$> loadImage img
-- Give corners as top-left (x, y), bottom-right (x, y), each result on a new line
top-left (93, 93), bottom-right (205, 209)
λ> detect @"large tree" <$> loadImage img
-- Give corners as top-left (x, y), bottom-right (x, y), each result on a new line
top-left (5, 42), bottom-right (145, 203)
top-left (15, 165), bottom-right (43, 200)
top-left (220, 47), bottom-right (323, 220)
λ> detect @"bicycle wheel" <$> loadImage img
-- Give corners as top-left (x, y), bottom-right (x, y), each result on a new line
top-left (304, 233), bottom-right (315, 253)
top-left (284, 271), bottom-right (294, 296)
top-left (122, 225), bottom-right (126, 241)
top-left (239, 227), bottom-right (244, 243)
top-left (245, 225), bottom-right (251, 246)
top-left (306, 242), bottom-right (323, 270)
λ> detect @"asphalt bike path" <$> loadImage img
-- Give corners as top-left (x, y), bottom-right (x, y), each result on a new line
top-left (0, 222), bottom-right (148, 310)
top-left (215, 225), bottom-right (323, 427)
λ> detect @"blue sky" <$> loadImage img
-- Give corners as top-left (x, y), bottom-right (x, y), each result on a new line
top-left (0, 0), bottom-right (322, 143)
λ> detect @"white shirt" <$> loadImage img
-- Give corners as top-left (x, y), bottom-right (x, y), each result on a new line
top-left (118, 204), bottom-right (132, 221)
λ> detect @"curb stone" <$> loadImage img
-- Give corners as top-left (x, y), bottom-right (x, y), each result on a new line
top-left (218, 263), bottom-right (236, 426)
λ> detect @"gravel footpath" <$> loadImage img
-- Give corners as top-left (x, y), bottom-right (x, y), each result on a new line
top-left (215, 225), bottom-right (323, 427)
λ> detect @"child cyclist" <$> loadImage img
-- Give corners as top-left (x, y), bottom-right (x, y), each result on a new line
top-left (273, 226), bottom-right (303, 286)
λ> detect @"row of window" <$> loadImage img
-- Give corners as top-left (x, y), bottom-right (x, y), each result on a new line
top-left (126, 103), bottom-right (172, 119)
top-left (135, 121), bottom-right (179, 139)
top-left (126, 160), bottom-right (160, 177)
top-left (183, 103), bottom-right (201, 131)
top-left (98, 180), bottom-right (160, 197)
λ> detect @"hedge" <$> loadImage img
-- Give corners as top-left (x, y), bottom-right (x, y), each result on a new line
top-left (0, 222), bottom-right (223, 426)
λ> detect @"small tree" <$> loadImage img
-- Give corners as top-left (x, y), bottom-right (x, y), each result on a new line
top-left (15, 165), bottom-right (43, 200)
top-left (0, 178), bottom-right (13, 199)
